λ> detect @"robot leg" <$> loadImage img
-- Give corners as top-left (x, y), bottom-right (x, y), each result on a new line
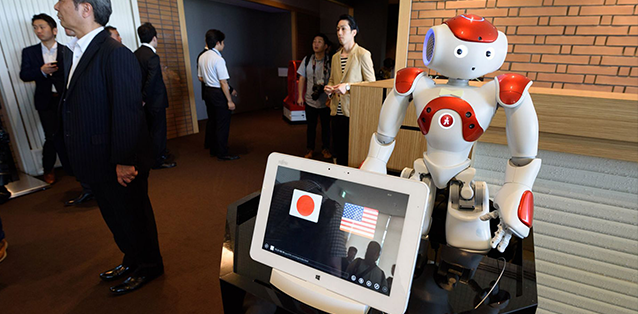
top-left (445, 167), bottom-right (492, 253)
top-left (401, 158), bottom-right (437, 238)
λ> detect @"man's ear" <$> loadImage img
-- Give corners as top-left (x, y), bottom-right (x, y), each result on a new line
top-left (352, 29), bottom-right (357, 37)
top-left (81, 3), bottom-right (92, 19)
top-left (53, 28), bottom-right (58, 37)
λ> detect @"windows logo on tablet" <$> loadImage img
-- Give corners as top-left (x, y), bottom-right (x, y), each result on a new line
top-left (289, 189), bottom-right (322, 223)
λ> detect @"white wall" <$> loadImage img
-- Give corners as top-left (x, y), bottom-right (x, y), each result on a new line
top-left (473, 142), bottom-right (638, 314)
top-left (0, 0), bottom-right (140, 175)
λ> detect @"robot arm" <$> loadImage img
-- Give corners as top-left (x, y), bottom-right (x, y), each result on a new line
top-left (481, 74), bottom-right (542, 252)
top-left (360, 68), bottom-right (431, 174)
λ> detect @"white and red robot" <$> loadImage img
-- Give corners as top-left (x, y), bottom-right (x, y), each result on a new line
top-left (361, 14), bottom-right (541, 253)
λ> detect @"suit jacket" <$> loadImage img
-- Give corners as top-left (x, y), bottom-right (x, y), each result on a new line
top-left (134, 45), bottom-right (169, 109)
top-left (19, 43), bottom-right (70, 111)
top-left (327, 43), bottom-right (376, 117)
top-left (60, 30), bottom-right (152, 183)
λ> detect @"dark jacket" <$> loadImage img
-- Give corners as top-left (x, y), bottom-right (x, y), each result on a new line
top-left (19, 43), bottom-right (69, 110)
top-left (134, 45), bottom-right (168, 109)
top-left (60, 30), bottom-right (152, 183)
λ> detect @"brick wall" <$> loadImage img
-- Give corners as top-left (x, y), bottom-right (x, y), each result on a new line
top-left (138, 0), bottom-right (195, 138)
top-left (408, 0), bottom-right (638, 94)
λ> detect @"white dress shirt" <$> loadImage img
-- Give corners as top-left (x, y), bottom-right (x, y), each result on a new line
top-left (41, 42), bottom-right (58, 92)
top-left (141, 42), bottom-right (156, 54)
top-left (68, 26), bottom-right (104, 88)
top-left (197, 48), bottom-right (229, 88)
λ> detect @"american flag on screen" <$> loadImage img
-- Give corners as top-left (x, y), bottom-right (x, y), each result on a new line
top-left (339, 203), bottom-right (378, 239)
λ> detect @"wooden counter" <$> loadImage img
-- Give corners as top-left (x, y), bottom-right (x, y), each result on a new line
top-left (349, 79), bottom-right (638, 170)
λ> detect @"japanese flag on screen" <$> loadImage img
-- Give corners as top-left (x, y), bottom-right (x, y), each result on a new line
top-left (289, 189), bottom-right (322, 223)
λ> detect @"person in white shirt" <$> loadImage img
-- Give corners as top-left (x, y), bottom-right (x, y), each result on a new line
top-left (19, 13), bottom-right (70, 184)
top-left (198, 29), bottom-right (239, 160)
top-left (297, 33), bottom-right (332, 160)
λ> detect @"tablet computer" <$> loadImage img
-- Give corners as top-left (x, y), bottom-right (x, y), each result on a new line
top-left (250, 153), bottom-right (429, 314)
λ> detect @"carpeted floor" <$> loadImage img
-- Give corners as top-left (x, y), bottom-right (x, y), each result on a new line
top-left (0, 108), bottom-right (325, 314)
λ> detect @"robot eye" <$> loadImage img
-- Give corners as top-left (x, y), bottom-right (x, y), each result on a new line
top-left (485, 48), bottom-right (495, 60)
top-left (454, 45), bottom-right (468, 58)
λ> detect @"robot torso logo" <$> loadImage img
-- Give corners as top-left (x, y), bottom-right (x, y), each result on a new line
top-left (439, 113), bottom-right (455, 129)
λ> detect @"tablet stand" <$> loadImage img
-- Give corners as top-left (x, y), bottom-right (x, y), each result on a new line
top-left (270, 269), bottom-right (370, 314)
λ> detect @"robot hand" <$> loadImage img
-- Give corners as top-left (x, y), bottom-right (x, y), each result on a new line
top-left (480, 159), bottom-right (540, 253)
top-left (481, 182), bottom-right (533, 253)
top-left (359, 133), bottom-right (396, 175)
top-left (360, 156), bottom-right (388, 174)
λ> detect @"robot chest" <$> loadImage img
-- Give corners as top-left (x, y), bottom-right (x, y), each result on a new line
top-left (416, 96), bottom-right (485, 142)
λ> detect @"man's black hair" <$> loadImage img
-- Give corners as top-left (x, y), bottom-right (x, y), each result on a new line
top-left (313, 33), bottom-right (331, 47)
top-left (337, 14), bottom-right (358, 33)
top-left (137, 22), bottom-right (156, 44)
top-left (105, 25), bottom-right (117, 33)
top-left (205, 29), bottom-right (225, 49)
top-left (32, 13), bottom-right (57, 30)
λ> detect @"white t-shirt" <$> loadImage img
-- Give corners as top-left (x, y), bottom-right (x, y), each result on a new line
top-left (197, 48), bottom-right (230, 88)
top-left (297, 55), bottom-right (330, 109)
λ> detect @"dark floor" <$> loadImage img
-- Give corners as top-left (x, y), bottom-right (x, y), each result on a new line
top-left (0, 108), bottom-right (329, 314)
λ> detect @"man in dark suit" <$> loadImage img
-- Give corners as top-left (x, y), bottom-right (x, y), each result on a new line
top-left (57, 27), bottom-right (94, 206)
top-left (55, 0), bottom-right (163, 295)
top-left (19, 13), bottom-right (68, 184)
top-left (134, 22), bottom-right (175, 170)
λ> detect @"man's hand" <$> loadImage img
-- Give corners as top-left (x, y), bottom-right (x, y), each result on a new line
top-left (116, 164), bottom-right (138, 187)
top-left (232, 90), bottom-right (238, 97)
top-left (334, 83), bottom-right (348, 95)
top-left (228, 101), bottom-right (236, 111)
top-left (297, 95), bottom-right (304, 107)
top-left (324, 85), bottom-right (334, 96)
top-left (41, 62), bottom-right (58, 75)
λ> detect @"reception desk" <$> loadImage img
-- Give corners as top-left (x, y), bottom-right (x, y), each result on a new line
top-left (348, 79), bottom-right (638, 171)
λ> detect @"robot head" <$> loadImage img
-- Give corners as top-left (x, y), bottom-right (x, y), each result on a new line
top-left (423, 14), bottom-right (508, 80)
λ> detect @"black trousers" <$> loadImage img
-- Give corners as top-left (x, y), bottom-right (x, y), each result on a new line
top-left (145, 106), bottom-right (168, 166)
top-left (331, 115), bottom-right (350, 166)
top-left (90, 172), bottom-right (162, 270)
top-left (37, 95), bottom-right (60, 173)
top-left (55, 133), bottom-right (92, 194)
top-left (0, 214), bottom-right (4, 241)
top-left (305, 105), bottom-right (331, 151)
top-left (204, 87), bottom-right (232, 157)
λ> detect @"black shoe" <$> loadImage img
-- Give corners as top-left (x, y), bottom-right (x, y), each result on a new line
top-left (217, 155), bottom-right (239, 161)
top-left (65, 192), bottom-right (94, 206)
top-left (152, 161), bottom-right (177, 169)
top-left (109, 267), bottom-right (164, 295)
top-left (160, 153), bottom-right (174, 163)
top-left (99, 264), bottom-right (136, 282)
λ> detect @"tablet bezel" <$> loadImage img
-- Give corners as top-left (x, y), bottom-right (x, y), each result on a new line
top-left (250, 153), bottom-right (428, 314)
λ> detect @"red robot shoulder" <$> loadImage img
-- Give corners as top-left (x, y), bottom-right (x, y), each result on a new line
top-left (496, 73), bottom-right (533, 108)
top-left (395, 68), bottom-right (425, 95)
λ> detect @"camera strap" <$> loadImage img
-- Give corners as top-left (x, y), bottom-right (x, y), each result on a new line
top-left (306, 54), bottom-right (329, 86)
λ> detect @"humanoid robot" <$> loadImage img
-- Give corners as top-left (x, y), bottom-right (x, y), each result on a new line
top-left (361, 14), bottom-right (541, 254)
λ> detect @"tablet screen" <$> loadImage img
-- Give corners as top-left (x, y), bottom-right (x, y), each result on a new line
top-left (262, 166), bottom-right (410, 296)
